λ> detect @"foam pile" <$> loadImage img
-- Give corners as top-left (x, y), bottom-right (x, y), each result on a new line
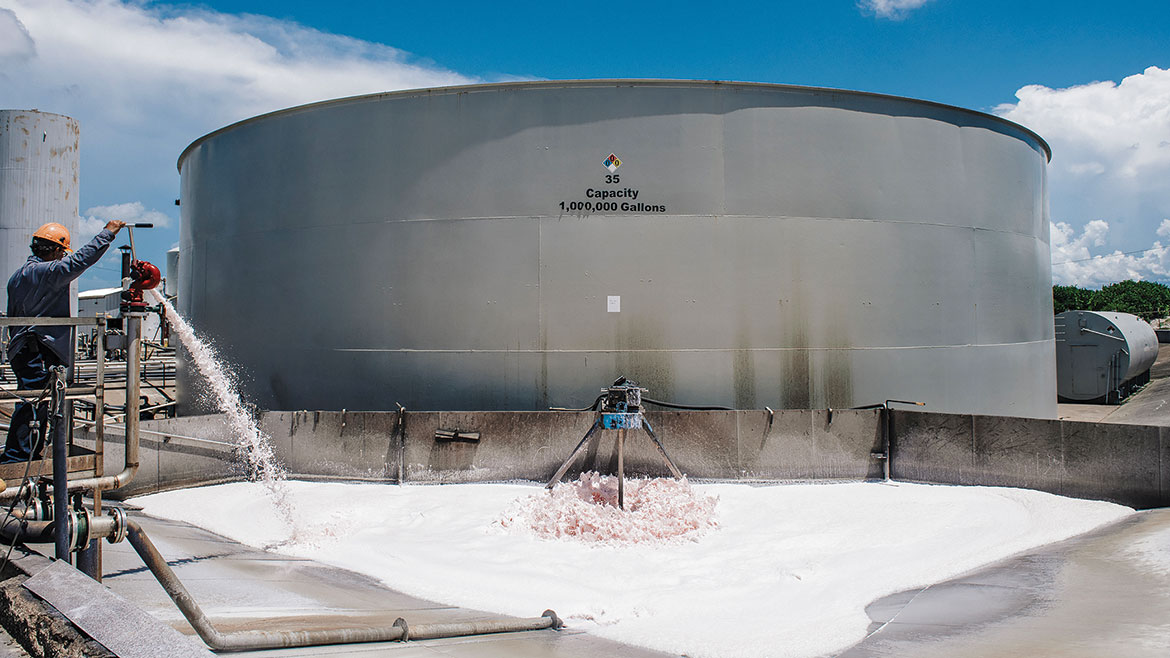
top-left (499, 472), bottom-right (718, 544)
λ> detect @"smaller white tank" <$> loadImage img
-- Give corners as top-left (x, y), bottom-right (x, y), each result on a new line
top-left (0, 110), bottom-right (81, 312)
top-left (1055, 311), bottom-right (1158, 403)
top-left (165, 247), bottom-right (180, 298)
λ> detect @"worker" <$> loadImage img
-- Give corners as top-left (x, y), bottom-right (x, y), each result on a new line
top-left (4, 220), bottom-right (127, 463)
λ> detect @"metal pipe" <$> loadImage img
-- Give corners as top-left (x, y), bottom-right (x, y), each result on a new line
top-left (546, 419), bottom-right (602, 489)
top-left (0, 517), bottom-right (55, 543)
top-left (124, 519), bottom-right (560, 652)
top-left (78, 318), bottom-right (106, 579)
top-left (51, 367), bottom-right (70, 562)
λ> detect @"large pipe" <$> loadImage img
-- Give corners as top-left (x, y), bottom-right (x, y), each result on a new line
top-left (124, 519), bottom-right (561, 652)
top-left (0, 517), bottom-right (55, 544)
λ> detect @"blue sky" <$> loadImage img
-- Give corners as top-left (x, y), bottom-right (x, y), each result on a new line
top-left (2, 0), bottom-right (1169, 288)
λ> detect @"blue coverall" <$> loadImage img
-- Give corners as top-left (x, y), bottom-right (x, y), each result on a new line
top-left (4, 228), bottom-right (117, 463)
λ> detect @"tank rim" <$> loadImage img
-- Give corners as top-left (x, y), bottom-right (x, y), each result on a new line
top-left (176, 78), bottom-right (1051, 173)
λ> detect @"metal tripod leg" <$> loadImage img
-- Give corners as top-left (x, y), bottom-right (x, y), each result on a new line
top-left (640, 418), bottom-right (683, 479)
top-left (546, 419), bottom-right (602, 489)
top-left (616, 428), bottom-right (626, 509)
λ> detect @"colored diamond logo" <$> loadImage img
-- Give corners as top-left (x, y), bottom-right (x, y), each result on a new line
top-left (603, 153), bottom-right (622, 172)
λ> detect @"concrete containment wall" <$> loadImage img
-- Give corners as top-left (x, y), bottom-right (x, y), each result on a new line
top-left (891, 411), bottom-right (1170, 508)
top-left (99, 410), bottom-right (884, 498)
top-left (95, 409), bottom-right (1169, 509)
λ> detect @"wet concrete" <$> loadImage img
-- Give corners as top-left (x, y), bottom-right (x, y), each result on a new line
top-left (97, 511), bottom-right (671, 657)
top-left (0, 632), bottom-right (29, 658)
top-left (840, 508), bottom-right (1170, 657)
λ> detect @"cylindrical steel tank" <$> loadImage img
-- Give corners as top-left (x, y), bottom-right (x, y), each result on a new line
top-left (1055, 311), bottom-right (1158, 403)
top-left (0, 110), bottom-right (80, 313)
top-left (177, 80), bottom-right (1056, 417)
top-left (166, 247), bottom-right (180, 298)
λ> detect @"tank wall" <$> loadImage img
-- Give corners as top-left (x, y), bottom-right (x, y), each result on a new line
top-left (0, 110), bottom-right (80, 313)
top-left (178, 82), bottom-right (1056, 417)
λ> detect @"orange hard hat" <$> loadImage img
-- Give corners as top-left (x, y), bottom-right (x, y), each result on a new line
top-left (32, 222), bottom-right (71, 252)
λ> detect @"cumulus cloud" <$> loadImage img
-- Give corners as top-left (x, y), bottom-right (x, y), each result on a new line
top-left (997, 66), bottom-right (1170, 286)
top-left (0, 8), bottom-right (33, 61)
top-left (1050, 219), bottom-right (1170, 288)
top-left (2, 0), bottom-right (474, 126)
top-left (0, 0), bottom-right (480, 287)
top-left (77, 200), bottom-right (172, 243)
top-left (86, 202), bottom-right (172, 228)
top-left (858, 0), bottom-right (935, 20)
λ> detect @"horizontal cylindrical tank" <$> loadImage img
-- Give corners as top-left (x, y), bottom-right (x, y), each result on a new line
top-left (177, 80), bottom-right (1056, 417)
top-left (1055, 311), bottom-right (1158, 403)
top-left (0, 110), bottom-right (80, 313)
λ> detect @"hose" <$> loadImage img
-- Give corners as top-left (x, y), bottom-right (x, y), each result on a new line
top-left (641, 397), bottom-right (733, 411)
top-left (124, 519), bottom-right (562, 651)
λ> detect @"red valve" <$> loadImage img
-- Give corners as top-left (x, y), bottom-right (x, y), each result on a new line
top-left (121, 260), bottom-right (161, 312)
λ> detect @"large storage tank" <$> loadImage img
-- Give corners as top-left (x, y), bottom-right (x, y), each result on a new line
top-left (177, 80), bottom-right (1056, 417)
top-left (0, 110), bottom-right (80, 313)
top-left (1055, 311), bottom-right (1158, 403)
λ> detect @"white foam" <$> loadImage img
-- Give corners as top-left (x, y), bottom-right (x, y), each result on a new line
top-left (136, 479), bottom-right (1133, 658)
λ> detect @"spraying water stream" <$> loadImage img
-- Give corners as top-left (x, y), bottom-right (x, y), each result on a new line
top-left (148, 288), bottom-right (298, 541)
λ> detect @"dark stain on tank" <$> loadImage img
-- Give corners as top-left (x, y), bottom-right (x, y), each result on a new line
top-left (733, 310), bottom-right (757, 409)
top-left (538, 312), bottom-right (549, 409)
top-left (614, 315), bottom-right (676, 402)
top-left (818, 318), bottom-right (854, 409)
top-left (269, 373), bottom-right (290, 412)
top-left (779, 294), bottom-right (811, 409)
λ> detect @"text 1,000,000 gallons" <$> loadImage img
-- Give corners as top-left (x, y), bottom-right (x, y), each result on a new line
top-left (559, 200), bottom-right (667, 213)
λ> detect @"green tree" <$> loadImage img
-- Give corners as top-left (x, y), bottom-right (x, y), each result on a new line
top-left (1052, 284), bottom-right (1093, 315)
top-left (1087, 280), bottom-right (1170, 322)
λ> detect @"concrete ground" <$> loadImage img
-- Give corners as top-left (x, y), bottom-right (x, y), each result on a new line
top-left (0, 630), bottom-right (29, 658)
top-left (841, 508), bottom-right (1170, 657)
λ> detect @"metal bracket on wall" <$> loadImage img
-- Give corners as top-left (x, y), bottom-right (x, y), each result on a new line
top-left (434, 429), bottom-right (481, 443)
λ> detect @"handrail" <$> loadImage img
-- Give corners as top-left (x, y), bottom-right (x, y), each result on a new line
top-left (0, 314), bottom-right (138, 502)
top-left (0, 317), bottom-right (102, 327)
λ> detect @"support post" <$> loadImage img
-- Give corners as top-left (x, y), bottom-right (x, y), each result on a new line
top-left (616, 428), bottom-right (626, 509)
top-left (78, 318), bottom-right (106, 580)
top-left (51, 366), bottom-right (71, 563)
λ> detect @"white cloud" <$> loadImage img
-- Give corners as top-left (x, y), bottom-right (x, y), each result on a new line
top-left (78, 200), bottom-right (172, 243)
top-left (0, 0), bottom-right (481, 284)
top-left (1, 0), bottom-right (474, 125)
top-left (996, 67), bottom-right (1170, 281)
top-left (1050, 219), bottom-right (1170, 288)
top-left (858, 0), bottom-right (935, 20)
top-left (85, 201), bottom-right (171, 228)
top-left (0, 8), bottom-right (34, 60)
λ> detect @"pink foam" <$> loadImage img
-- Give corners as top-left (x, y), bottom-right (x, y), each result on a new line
top-left (499, 472), bottom-right (719, 544)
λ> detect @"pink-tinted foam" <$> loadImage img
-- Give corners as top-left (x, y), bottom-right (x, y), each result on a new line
top-left (499, 472), bottom-right (719, 544)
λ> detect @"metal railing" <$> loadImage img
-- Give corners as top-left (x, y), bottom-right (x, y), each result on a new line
top-left (0, 315), bottom-right (142, 578)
